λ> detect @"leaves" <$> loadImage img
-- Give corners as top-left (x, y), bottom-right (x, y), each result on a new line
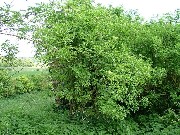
top-left (1, 0), bottom-right (178, 121)
top-left (31, 0), bottom-right (155, 119)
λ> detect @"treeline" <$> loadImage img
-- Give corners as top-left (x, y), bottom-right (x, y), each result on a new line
top-left (0, 57), bottom-right (35, 67)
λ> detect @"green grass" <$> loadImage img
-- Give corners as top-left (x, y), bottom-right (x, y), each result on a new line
top-left (8, 67), bottom-right (49, 77)
top-left (0, 91), bottom-right (179, 135)
top-left (0, 91), bottom-right (108, 135)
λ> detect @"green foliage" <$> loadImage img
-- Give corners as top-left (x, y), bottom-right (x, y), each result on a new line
top-left (0, 4), bottom-right (23, 30)
top-left (30, 0), bottom-right (180, 120)
top-left (13, 75), bottom-right (35, 93)
top-left (0, 70), bottom-right (50, 98)
top-left (135, 110), bottom-right (180, 135)
top-left (0, 91), bottom-right (110, 135)
top-left (128, 13), bottom-right (180, 113)
top-left (32, 0), bottom-right (156, 119)
top-left (0, 0), bottom-right (179, 134)
top-left (0, 69), bottom-right (13, 97)
top-left (0, 40), bottom-right (19, 67)
top-left (0, 90), bottom-right (179, 135)
top-left (1, 40), bottom-right (19, 60)
top-left (0, 56), bottom-right (36, 67)
top-left (0, 3), bottom-right (27, 39)
top-left (28, 74), bottom-right (52, 91)
top-left (12, 58), bottom-right (35, 67)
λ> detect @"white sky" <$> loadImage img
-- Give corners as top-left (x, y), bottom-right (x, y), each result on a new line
top-left (0, 0), bottom-right (179, 57)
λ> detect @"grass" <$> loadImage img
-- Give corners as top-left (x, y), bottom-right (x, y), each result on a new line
top-left (0, 66), bottom-right (48, 76)
top-left (8, 67), bottom-right (49, 77)
top-left (0, 91), bottom-right (108, 135)
top-left (0, 68), bottom-right (107, 134)
top-left (0, 91), bottom-right (54, 134)
top-left (0, 91), bottom-right (179, 135)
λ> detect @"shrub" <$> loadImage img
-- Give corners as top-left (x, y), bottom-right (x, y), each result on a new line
top-left (30, 0), bottom-right (179, 121)
top-left (0, 70), bottom-right (51, 98)
top-left (28, 74), bottom-right (52, 91)
top-left (13, 75), bottom-right (34, 93)
top-left (32, 0), bottom-right (155, 119)
top-left (0, 69), bottom-right (14, 97)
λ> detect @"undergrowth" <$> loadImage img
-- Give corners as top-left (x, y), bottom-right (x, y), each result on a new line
top-left (0, 91), bottom-right (179, 135)
top-left (0, 69), bottom-right (50, 98)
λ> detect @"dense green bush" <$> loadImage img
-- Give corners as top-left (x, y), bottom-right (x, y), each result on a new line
top-left (13, 75), bottom-right (34, 93)
top-left (135, 110), bottom-right (180, 135)
top-left (0, 70), bottom-right (51, 98)
top-left (0, 69), bottom-right (14, 97)
top-left (28, 74), bottom-right (52, 91)
top-left (31, 0), bottom-right (155, 119)
top-left (31, 0), bottom-right (180, 120)
top-left (128, 18), bottom-right (180, 113)
top-left (0, 0), bottom-right (179, 134)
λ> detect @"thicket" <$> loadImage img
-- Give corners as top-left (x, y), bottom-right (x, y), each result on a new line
top-left (0, 69), bottom-right (51, 98)
top-left (0, 0), bottom-right (179, 134)
top-left (30, 0), bottom-right (180, 120)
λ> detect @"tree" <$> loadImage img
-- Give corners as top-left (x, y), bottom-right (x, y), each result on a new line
top-left (0, 2), bottom-right (33, 67)
top-left (0, 3), bottom-right (24, 36)
top-left (0, 40), bottom-right (19, 66)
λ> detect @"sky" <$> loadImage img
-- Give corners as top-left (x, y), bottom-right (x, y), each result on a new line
top-left (0, 0), bottom-right (180, 57)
